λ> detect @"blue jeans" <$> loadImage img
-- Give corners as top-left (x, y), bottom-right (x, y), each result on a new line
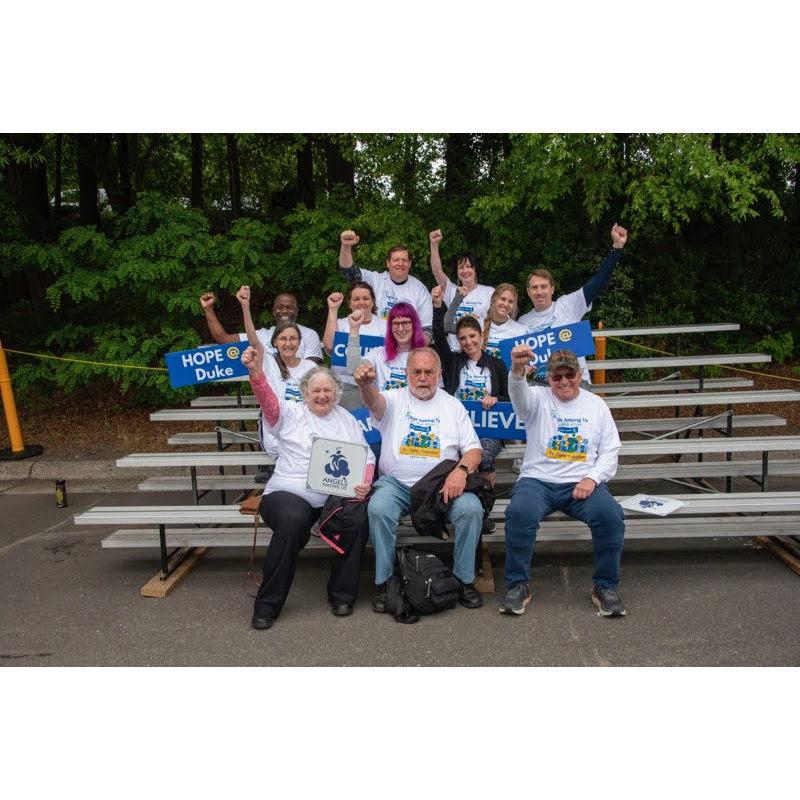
top-left (504, 478), bottom-right (625, 589)
top-left (368, 474), bottom-right (483, 585)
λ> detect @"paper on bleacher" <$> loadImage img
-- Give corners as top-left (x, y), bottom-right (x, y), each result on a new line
top-left (620, 494), bottom-right (686, 516)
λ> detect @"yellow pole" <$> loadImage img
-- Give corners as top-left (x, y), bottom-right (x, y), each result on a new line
top-left (594, 321), bottom-right (607, 393)
top-left (0, 338), bottom-right (42, 459)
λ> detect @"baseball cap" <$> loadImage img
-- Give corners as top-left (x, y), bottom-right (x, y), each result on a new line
top-left (547, 349), bottom-right (580, 374)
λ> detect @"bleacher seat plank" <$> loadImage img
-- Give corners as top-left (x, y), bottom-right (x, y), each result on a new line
top-left (100, 515), bottom-right (800, 549)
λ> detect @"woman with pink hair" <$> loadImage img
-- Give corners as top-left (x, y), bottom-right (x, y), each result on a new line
top-left (346, 301), bottom-right (426, 391)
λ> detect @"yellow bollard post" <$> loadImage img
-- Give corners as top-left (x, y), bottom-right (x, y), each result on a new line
top-left (0, 338), bottom-right (43, 460)
top-left (594, 321), bottom-right (607, 394)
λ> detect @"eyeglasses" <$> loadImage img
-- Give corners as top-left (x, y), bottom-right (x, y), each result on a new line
top-left (391, 320), bottom-right (413, 329)
top-left (275, 336), bottom-right (300, 344)
top-left (550, 370), bottom-right (577, 381)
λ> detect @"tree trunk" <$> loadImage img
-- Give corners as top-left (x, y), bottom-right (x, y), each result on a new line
top-left (118, 133), bottom-right (132, 212)
top-left (445, 133), bottom-right (470, 196)
top-left (76, 133), bottom-right (100, 225)
top-left (191, 133), bottom-right (204, 209)
top-left (296, 134), bottom-right (315, 208)
top-left (54, 133), bottom-right (63, 213)
top-left (323, 134), bottom-right (354, 194)
top-left (3, 133), bottom-right (51, 315)
top-left (97, 133), bottom-right (123, 215)
top-left (225, 133), bottom-right (242, 218)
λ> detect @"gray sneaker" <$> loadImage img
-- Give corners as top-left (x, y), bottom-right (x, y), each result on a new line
top-left (592, 585), bottom-right (626, 617)
top-left (499, 583), bottom-right (531, 615)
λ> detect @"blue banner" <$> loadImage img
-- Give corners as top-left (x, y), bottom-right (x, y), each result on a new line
top-left (461, 401), bottom-right (527, 441)
top-left (498, 320), bottom-right (595, 369)
top-left (330, 332), bottom-right (385, 367)
top-left (349, 406), bottom-right (382, 445)
top-left (349, 402), bottom-right (525, 443)
top-left (164, 343), bottom-right (249, 388)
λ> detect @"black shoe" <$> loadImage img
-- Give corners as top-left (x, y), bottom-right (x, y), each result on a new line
top-left (482, 517), bottom-right (496, 534)
top-left (331, 601), bottom-right (353, 617)
top-left (371, 582), bottom-right (388, 613)
top-left (592, 585), bottom-right (626, 617)
top-left (251, 615), bottom-right (274, 630)
top-left (458, 581), bottom-right (483, 609)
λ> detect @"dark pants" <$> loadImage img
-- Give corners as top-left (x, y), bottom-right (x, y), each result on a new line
top-left (254, 491), bottom-right (368, 619)
top-left (504, 478), bottom-right (625, 589)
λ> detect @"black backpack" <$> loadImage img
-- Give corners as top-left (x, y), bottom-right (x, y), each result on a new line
top-left (385, 547), bottom-right (461, 623)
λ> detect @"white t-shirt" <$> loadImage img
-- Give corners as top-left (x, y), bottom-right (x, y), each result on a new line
top-left (483, 317), bottom-right (528, 361)
top-left (364, 348), bottom-right (410, 391)
top-left (239, 323), bottom-right (323, 363)
top-left (374, 387), bottom-right (481, 487)
top-left (517, 289), bottom-right (591, 382)
top-left (455, 360), bottom-right (492, 401)
top-left (330, 316), bottom-right (386, 386)
top-left (260, 357), bottom-right (317, 456)
top-left (508, 375), bottom-right (620, 486)
top-left (360, 268), bottom-right (433, 328)
top-left (443, 280), bottom-right (495, 351)
top-left (263, 400), bottom-right (375, 507)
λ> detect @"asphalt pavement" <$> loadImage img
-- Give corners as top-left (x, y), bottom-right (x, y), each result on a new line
top-left (2, 475), bottom-right (799, 667)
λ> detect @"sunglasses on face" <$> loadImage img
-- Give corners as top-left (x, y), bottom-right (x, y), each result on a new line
top-left (550, 369), bottom-right (577, 381)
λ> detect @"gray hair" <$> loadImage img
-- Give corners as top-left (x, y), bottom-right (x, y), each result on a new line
top-left (299, 366), bottom-right (343, 404)
top-left (407, 346), bottom-right (442, 371)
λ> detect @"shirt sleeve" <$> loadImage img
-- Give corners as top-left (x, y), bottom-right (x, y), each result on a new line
top-left (301, 328), bottom-right (324, 361)
top-left (373, 389), bottom-right (396, 433)
top-left (443, 285), bottom-right (462, 334)
top-left (582, 247), bottom-right (623, 306)
top-left (584, 404), bottom-right (620, 485)
top-left (340, 263), bottom-right (364, 283)
top-left (415, 282), bottom-right (433, 328)
top-left (508, 372), bottom-right (538, 421)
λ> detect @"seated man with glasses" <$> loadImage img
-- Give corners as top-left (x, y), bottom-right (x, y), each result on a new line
top-left (501, 348), bottom-right (626, 618)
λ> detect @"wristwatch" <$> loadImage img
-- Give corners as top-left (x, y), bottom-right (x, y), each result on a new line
top-left (457, 464), bottom-right (469, 475)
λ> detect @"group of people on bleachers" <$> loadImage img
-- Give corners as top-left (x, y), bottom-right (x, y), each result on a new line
top-left (201, 224), bottom-right (630, 629)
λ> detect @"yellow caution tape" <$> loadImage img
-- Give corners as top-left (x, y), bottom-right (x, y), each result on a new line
top-left (1, 347), bottom-right (168, 372)
top-left (602, 335), bottom-right (800, 385)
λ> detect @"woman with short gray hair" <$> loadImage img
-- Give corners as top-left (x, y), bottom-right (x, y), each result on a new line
top-left (241, 344), bottom-right (375, 630)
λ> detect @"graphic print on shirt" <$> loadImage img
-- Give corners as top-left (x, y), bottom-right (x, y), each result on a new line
top-left (284, 381), bottom-right (302, 402)
top-left (544, 411), bottom-right (590, 462)
top-left (382, 368), bottom-right (407, 391)
top-left (378, 292), bottom-right (399, 319)
top-left (455, 367), bottom-right (489, 402)
top-left (399, 412), bottom-right (441, 458)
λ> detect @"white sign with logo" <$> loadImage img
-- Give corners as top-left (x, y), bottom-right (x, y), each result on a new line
top-left (306, 437), bottom-right (369, 498)
top-left (619, 494), bottom-right (686, 517)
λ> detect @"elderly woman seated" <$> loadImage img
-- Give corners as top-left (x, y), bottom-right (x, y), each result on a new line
top-left (241, 344), bottom-right (375, 630)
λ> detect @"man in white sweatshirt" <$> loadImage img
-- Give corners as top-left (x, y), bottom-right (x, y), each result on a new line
top-left (502, 348), bottom-right (626, 617)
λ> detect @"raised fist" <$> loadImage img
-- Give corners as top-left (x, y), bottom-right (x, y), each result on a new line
top-left (241, 345), bottom-right (260, 373)
top-left (236, 285), bottom-right (250, 306)
top-left (431, 285), bottom-right (444, 308)
top-left (611, 223), bottom-right (628, 249)
top-left (200, 292), bottom-right (216, 310)
top-left (429, 229), bottom-right (443, 246)
top-left (341, 230), bottom-right (360, 248)
top-left (353, 362), bottom-right (376, 386)
top-left (348, 309), bottom-right (365, 328)
top-left (327, 292), bottom-right (344, 310)
top-left (511, 344), bottom-right (534, 369)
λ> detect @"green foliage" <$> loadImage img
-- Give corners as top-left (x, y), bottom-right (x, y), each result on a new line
top-left (754, 332), bottom-right (794, 364)
top-left (2, 132), bottom-right (800, 407)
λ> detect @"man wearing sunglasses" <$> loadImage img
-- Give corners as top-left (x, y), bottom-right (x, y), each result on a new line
top-left (501, 348), bottom-right (626, 617)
